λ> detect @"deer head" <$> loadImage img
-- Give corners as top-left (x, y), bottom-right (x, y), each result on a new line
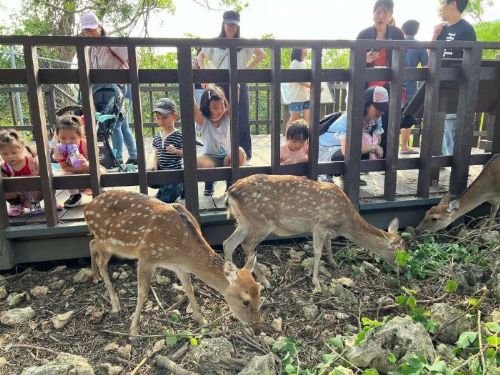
top-left (416, 194), bottom-right (461, 233)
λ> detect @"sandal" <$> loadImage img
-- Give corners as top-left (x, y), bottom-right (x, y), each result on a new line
top-left (400, 149), bottom-right (419, 155)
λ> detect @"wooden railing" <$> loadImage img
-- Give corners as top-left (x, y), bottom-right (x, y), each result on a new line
top-left (0, 36), bottom-right (499, 229)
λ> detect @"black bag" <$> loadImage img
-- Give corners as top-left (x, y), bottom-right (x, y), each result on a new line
top-left (319, 112), bottom-right (343, 135)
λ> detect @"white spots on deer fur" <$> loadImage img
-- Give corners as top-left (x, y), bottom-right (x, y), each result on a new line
top-left (94, 212), bottom-right (101, 218)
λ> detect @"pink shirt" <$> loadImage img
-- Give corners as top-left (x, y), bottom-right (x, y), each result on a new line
top-left (280, 143), bottom-right (308, 165)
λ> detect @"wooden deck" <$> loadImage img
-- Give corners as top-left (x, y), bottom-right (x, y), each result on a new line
top-left (8, 134), bottom-right (486, 226)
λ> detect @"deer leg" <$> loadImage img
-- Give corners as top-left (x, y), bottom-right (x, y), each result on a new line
top-left (489, 202), bottom-right (499, 226)
top-left (312, 227), bottom-right (328, 291)
top-left (223, 225), bottom-right (248, 262)
top-left (95, 249), bottom-right (120, 313)
top-left (324, 232), bottom-right (336, 268)
top-left (130, 259), bottom-right (153, 337)
top-left (89, 239), bottom-right (101, 283)
top-left (175, 270), bottom-right (206, 325)
top-left (241, 234), bottom-right (270, 288)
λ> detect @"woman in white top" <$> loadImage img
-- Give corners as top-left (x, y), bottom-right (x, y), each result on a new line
top-left (287, 48), bottom-right (311, 127)
top-left (197, 10), bottom-right (266, 162)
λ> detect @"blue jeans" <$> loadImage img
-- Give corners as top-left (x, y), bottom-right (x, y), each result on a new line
top-left (442, 114), bottom-right (457, 156)
top-left (111, 116), bottom-right (137, 162)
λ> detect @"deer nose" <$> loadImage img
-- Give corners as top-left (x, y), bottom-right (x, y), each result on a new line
top-left (251, 318), bottom-right (262, 335)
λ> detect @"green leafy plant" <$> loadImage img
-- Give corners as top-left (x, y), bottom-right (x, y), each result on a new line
top-left (355, 318), bottom-right (384, 346)
top-left (395, 287), bottom-right (438, 334)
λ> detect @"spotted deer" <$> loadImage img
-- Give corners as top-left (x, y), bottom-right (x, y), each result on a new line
top-left (224, 174), bottom-right (407, 290)
top-left (84, 190), bottom-right (262, 337)
top-left (416, 154), bottom-right (500, 233)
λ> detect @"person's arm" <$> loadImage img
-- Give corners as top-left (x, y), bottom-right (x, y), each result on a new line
top-left (432, 23), bottom-right (446, 41)
top-left (193, 96), bottom-right (204, 127)
top-left (151, 151), bottom-right (158, 171)
top-left (197, 50), bottom-right (207, 69)
top-left (246, 48), bottom-right (266, 69)
top-left (339, 137), bottom-right (383, 157)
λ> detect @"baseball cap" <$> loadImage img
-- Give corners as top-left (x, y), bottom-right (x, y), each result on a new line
top-left (365, 86), bottom-right (389, 114)
top-left (223, 10), bottom-right (240, 25)
top-left (153, 98), bottom-right (177, 116)
top-left (81, 13), bottom-right (100, 30)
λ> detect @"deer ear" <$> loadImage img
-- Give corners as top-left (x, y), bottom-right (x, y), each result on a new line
top-left (447, 200), bottom-right (460, 213)
top-left (243, 253), bottom-right (257, 273)
top-left (388, 218), bottom-right (399, 234)
top-left (224, 261), bottom-right (239, 284)
top-left (440, 193), bottom-right (450, 206)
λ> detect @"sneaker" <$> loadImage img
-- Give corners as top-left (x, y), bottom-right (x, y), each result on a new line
top-left (204, 182), bottom-right (214, 196)
top-left (64, 193), bottom-right (82, 208)
top-left (126, 158), bottom-right (138, 165)
top-left (8, 204), bottom-right (24, 217)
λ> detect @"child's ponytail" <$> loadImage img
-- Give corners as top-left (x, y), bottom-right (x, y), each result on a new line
top-left (0, 129), bottom-right (36, 156)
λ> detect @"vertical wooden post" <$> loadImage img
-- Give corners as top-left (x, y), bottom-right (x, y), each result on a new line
top-left (76, 45), bottom-right (101, 196)
top-left (271, 47), bottom-right (282, 173)
top-left (127, 45), bottom-right (148, 194)
top-left (177, 46), bottom-right (200, 219)
top-left (384, 47), bottom-right (404, 201)
top-left (229, 47), bottom-right (240, 181)
top-left (24, 44), bottom-right (58, 226)
top-left (344, 47), bottom-right (366, 207)
top-left (308, 46), bottom-right (322, 180)
top-left (490, 101), bottom-right (500, 155)
top-left (417, 47), bottom-right (442, 198)
top-left (449, 46), bottom-right (482, 197)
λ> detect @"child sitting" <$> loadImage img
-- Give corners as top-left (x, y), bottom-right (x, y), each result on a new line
top-left (53, 115), bottom-right (94, 208)
top-left (280, 121), bottom-right (309, 165)
top-left (193, 86), bottom-right (246, 195)
top-left (150, 98), bottom-right (184, 203)
top-left (0, 129), bottom-right (45, 217)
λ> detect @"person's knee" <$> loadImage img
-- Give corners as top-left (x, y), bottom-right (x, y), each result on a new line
top-left (238, 147), bottom-right (247, 165)
top-left (197, 157), bottom-right (214, 168)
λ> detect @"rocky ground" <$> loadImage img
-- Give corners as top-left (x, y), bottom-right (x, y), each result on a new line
top-left (0, 218), bottom-right (499, 374)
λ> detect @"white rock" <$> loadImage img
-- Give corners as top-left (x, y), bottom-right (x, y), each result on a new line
top-left (272, 317), bottom-right (283, 332)
top-left (117, 344), bottom-right (131, 357)
top-left (48, 279), bottom-right (65, 290)
top-left (118, 271), bottom-right (128, 280)
top-left (155, 275), bottom-right (170, 285)
top-left (7, 292), bottom-right (26, 307)
top-left (49, 265), bottom-right (67, 273)
top-left (52, 310), bottom-right (74, 329)
top-left (0, 286), bottom-right (7, 299)
top-left (335, 277), bottom-right (354, 287)
top-left (0, 357), bottom-right (8, 368)
top-left (112, 272), bottom-right (120, 280)
top-left (73, 268), bottom-right (93, 283)
top-left (0, 306), bottom-right (35, 326)
top-left (152, 339), bottom-right (165, 353)
top-left (30, 286), bottom-right (49, 298)
top-left (104, 342), bottom-right (120, 352)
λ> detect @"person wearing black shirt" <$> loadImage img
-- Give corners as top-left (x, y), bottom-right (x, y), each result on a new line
top-left (357, 0), bottom-right (404, 154)
top-left (433, 0), bottom-right (476, 156)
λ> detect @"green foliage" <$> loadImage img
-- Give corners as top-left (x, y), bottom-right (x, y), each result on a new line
top-left (395, 249), bottom-right (410, 269)
top-left (474, 21), bottom-right (500, 59)
top-left (444, 279), bottom-right (458, 293)
top-left (395, 287), bottom-right (438, 334)
top-left (163, 326), bottom-right (208, 347)
top-left (388, 355), bottom-right (456, 375)
top-left (355, 317), bottom-right (384, 346)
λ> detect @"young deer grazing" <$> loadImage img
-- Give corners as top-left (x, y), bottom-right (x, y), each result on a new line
top-left (224, 174), bottom-right (406, 290)
top-left (416, 154), bottom-right (500, 233)
top-left (84, 190), bottom-right (262, 337)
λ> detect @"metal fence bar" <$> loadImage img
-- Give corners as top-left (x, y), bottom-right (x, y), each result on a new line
top-left (271, 47), bottom-right (282, 173)
top-left (23, 44), bottom-right (58, 226)
top-left (449, 46), bottom-right (483, 197)
top-left (491, 102), bottom-right (500, 155)
top-left (229, 47), bottom-right (240, 180)
top-left (76, 45), bottom-right (101, 196)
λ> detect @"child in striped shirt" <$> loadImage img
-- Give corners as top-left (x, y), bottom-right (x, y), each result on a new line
top-left (151, 98), bottom-right (183, 203)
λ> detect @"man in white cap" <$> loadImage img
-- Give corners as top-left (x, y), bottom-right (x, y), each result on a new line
top-left (80, 12), bottom-right (138, 165)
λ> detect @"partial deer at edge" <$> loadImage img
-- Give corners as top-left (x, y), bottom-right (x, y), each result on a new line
top-left (416, 154), bottom-right (500, 233)
top-left (224, 174), bottom-right (407, 290)
top-left (84, 190), bottom-right (262, 337)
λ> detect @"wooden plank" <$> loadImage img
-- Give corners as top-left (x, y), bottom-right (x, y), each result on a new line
top-left (229, 47), bottom-right (240, 181)
top-left (490, 101), bottom-right (500, 155)
top-left (344, 47), bottom-right (366, 207)
top-left (308, 46), bottom-right (322, 180)
top-left (127, 46), bottom-right (148, 194)
top-left (76, 45), bottom-right (102, 197)
top-left (270, 47), bottom-right (282, 173)
top-left (177, 46), bottom-right (200, 219)
top-left (23, 44), bottom-right (58, 227)
top-left (0, 174), bottom-right (11, 228)
top-left (449, 46), bottom-right (482, 197)
top-left (417, 47), bottom-right (443, 198)
top-left (384, 47), bottom-right (404, 201)
top-left (430, 95), bottom-right (448, 183)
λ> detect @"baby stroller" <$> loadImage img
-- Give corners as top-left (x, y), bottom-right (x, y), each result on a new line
top-left (55, 84), bottom-right (126, 171)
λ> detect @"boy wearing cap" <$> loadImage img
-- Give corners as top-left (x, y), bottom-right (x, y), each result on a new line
top-left (150, 98), bottom-right (184, 203)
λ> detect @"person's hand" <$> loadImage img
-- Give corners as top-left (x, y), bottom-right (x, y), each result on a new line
top-left (433, 23), bottom-right (446, 40)
top-left (201, 83), bottom-right (209, 90)
top-left (283, 158), bottom-right (294, 165)
top-left (366, 50), bottom-right (380, 64)
top-left (166, 144), bottom-right (178, 155)
top-left (374, 145), bottom-right (384, 159)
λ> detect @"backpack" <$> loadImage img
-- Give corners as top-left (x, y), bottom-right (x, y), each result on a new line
top-left (319, 112), bottom-right (343, 135)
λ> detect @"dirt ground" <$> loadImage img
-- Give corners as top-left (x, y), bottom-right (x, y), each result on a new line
top-left (0, 226), bottom-right (498, 374)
